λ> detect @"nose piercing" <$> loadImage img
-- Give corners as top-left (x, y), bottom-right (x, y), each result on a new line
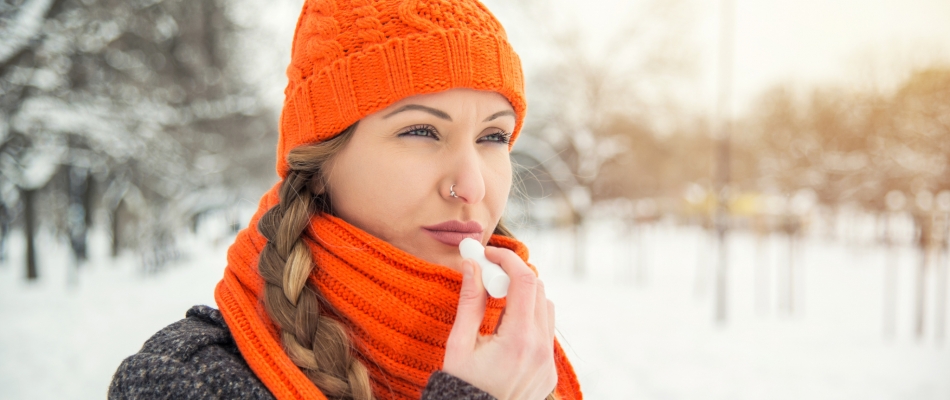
top-left (450, 184), bottom-right (458, 198)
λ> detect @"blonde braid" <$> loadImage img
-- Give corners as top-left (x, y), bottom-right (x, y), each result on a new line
top-left (257, 126), bottom-right (375, 400)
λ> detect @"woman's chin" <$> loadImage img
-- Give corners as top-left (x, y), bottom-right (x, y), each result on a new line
top-left (407, 242), bottom-right (465, 272)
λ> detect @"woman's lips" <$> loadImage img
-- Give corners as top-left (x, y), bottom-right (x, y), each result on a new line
top-left (422, 220), bottom-right (484, 246)
top-left (423, 229), bottom-right (483, 247)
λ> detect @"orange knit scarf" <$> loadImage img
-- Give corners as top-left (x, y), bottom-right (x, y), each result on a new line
top-left (215, 184), bottom-right (583, 400)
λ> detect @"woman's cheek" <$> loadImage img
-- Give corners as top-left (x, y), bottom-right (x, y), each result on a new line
top-left (377, 157), bottom-right (434, 212)
top-left (485, 155), bottom-right (512, 217)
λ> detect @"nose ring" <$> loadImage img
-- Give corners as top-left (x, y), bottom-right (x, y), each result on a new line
top-left (450, 184), bottom-right (458, 198)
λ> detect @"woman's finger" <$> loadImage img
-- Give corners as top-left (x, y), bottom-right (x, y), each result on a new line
top-left (484, 246), bottom-right (537, 334)
top-left (534, 278), bottom-right (549, 337)
top-left (447, 260), bottom-right (487, 352)
top-left (546, 299), bottom-right (556, 341)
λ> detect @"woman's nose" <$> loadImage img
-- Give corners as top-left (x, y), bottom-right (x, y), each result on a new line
top-left (444, 147), bottom-right (485, 205)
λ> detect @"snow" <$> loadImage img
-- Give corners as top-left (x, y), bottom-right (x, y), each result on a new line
top-left (528, 222), bottom-right (950, 400)
top-left (2, 215), bottom-right (949, 399)
top-left (0, 221), bottom-right (227, 399)
top-left (0, 0), bottom-right (55, 65)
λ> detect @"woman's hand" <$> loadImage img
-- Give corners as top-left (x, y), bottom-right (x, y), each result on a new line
top-left (443, 246), bottom-right (558, 400)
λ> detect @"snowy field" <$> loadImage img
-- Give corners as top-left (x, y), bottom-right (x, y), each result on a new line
top-left (2, 215), bottom-right (949, 399)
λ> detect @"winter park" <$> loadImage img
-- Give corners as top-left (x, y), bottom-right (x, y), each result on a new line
top-left (2, 0), bottom-right (950, 399)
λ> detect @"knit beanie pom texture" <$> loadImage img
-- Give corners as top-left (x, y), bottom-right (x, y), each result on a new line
top-left (277, 0), bottom-right (527, 177)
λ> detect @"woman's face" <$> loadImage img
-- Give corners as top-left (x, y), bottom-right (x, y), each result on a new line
top-left (325, 88), bottom-right (516, 272)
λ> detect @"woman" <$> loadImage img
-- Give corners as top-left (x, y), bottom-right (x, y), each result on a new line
top-left (109, 0), bottom-right (583, 399)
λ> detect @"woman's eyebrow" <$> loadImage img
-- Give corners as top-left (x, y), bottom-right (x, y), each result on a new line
top-left (483, 110), bottom-right (516, 122)
top-left (383, 104), bottom-right (452, 121)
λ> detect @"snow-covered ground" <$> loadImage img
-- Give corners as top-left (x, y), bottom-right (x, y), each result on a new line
top-left (2, 215), bottom-right (948, 399)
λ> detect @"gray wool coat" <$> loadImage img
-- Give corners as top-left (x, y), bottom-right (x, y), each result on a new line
top-left (109, 305), bottom-right (495, 400)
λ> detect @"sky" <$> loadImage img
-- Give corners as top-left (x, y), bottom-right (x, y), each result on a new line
top-left (483, 0), bottom-right (950, 117)
top-left (723, 0), bottom-right (950, 114)
top-left (252, 0), bottom-right (950, 118)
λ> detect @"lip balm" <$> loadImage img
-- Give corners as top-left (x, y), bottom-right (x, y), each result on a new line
top-left (459, 238), bottom-right (510, 298)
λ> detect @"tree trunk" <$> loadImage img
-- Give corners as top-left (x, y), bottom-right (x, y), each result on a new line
top-left (625, 222), bottom-right (636, 283)
top-left (712, 0), bottom-right (735, 324)
top-left (936, 245), bottom-right (947, 344)
top-left (68, 166), bottom-right (89, 262)
top-left (573, 217), bottom-right (585, 279)
top-left (694, 223), bottom-right (710, 298)
top-left (755, 232), bottom-right (769, 316)
top-left (915, 246), bottom-right (930, 339)
top-left (191, 213), bottom-right (200, 234)
top-left (0, 202), bottom-right (8, 263)
top-left (914, 214), bottom-right (931, 340)
top-left (636, 223), bottom-right (649, 285)
top-left (787, 232), bottom-right (795, 315)
top-left (883, 214), bottom-right (898, 340)
top-left (111, 200), bottom-right (122, 258)
top-left (715, 221), bottom-right (729, 322)
top-left (23, 188), bottom-right (38, 280)
top-left (83, 173), bottom-right (95, 228)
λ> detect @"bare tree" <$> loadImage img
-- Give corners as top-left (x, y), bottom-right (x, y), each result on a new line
top-left (1, 0), bottom-right (277, 278)
top-left (505, 0), bottom-right (697, 277)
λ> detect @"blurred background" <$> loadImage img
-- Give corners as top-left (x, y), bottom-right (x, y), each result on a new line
top-left (2, 0), bottom-right (949, 398)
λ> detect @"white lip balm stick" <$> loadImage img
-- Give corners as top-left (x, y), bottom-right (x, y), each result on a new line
top-left (459, 238), bottom-right (510, 298)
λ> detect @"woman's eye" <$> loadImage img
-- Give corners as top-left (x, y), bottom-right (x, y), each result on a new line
top-left (479, 131), bottom-right (512, 144)
top-left (398, 125), bottom-right (439, 139)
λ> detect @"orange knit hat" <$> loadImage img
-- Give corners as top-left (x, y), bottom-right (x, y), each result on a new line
top-left (276, 0), bottom-right (527, 177)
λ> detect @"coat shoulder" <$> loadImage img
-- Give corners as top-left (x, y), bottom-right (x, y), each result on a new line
top-left (108, 305), bottom-right (275, 400)
top-left (109, 306), bottom-right (495, 400)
